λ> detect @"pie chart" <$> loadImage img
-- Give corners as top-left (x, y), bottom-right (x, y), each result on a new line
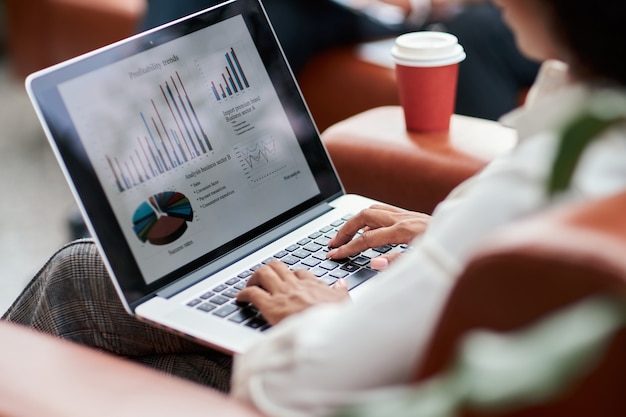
top-left (133, 191), bottom-right (194, 245)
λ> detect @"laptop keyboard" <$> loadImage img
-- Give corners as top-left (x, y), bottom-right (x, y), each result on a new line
top-left (186, 214), bottom-right (408, 331)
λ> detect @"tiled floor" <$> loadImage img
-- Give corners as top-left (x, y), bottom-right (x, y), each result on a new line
top-left (0, 58), bottom-right (77, 314)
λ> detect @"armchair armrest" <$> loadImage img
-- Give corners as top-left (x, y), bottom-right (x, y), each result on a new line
top-left (321, 106), bottom-right (516, 213)
top-left (0, 322), bottom-right (263, 417)
top-left (414, 191), bottom-right (626, 416)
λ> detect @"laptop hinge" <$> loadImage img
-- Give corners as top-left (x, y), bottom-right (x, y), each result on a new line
top-left (156, 202), bottom-right (334, 299)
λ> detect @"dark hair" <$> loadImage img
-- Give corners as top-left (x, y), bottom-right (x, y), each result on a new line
top-left (544, 1), bottom-right (626, 86)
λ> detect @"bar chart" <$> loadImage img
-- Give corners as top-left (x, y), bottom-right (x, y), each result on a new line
top-left (106, 71), bottom-right (213, 192)
top-left (209, 47), bottom-right (251, 101)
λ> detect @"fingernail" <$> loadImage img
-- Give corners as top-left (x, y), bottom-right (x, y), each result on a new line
top-left (370, 257), bottom-right (389, 271)
top-left (335, 278), bottom-right (348, 289)
top-left (327, 248), bottom-right (338, 259)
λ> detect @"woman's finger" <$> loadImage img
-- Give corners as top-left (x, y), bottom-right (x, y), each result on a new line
top-left (330, 206), bottom-right (407, 247)
top-left (246, 261), bottom-right (291, 292)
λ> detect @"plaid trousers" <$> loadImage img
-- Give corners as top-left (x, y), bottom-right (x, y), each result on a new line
top-left (2, 239), bottom-right (232, 392)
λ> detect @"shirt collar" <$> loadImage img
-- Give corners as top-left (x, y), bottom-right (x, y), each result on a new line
top-left (499, 60), bottom-right (592, 141)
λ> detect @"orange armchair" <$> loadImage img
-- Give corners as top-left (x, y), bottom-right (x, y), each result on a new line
top-left (413, 191), bottom-right (626, 417)
top-left (4, 0), bottom-right (147, 79)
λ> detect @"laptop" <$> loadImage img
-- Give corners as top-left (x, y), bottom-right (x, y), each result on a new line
top-left (26, 0), bottom-right (403, 354)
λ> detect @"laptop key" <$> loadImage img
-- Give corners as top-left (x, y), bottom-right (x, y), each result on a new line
top-left (228, 307), bottom-right (258, 323)
top-left (187, 299), bottom-right (202, 307)
top-left (213, 304), bottom-right (239, 318)
top-left (361, 248), bottom-right (380, 259)
top-left (281, 255), bottom-right (300, 265)
top-left (291, 264), bottom-right (309, 271)
top-left (351, 256), bottom-right (370, 267)
top-left (340, 263), bottom-right (360, 273)
top-left (273, 250), bottom-right (289, 259)
top-left (210, 295), bottom-right (230, 305)
top-left (312, 249), bottom-right (330, 261)
top-left (301, 258), bottom-right (320, 268)
top-left (297, 238), bottom-right (311, 246)
top-left (292, 249), bottom-right (310, 259)
top-left (319, 276), bottom-right (337, 286)
top-left (373, 245), bottom-right (393, 254)
top-left (303, 242), bottom-right (323, 252)
top-left (314, 236), bottom-right (332, 246)
top-left (309, 267), bottom-right (328, 277)
top-left (344, 268), bottom-right (377, 290)
top-left (319, 260), bottom-right (341, 270)
top-left (329, 269), bottom-right (349, 279)
top-left (246, 317), bottom-right (268, 329)
top-left (197, 303), bottom-right (217, 313)
top-left (238, 270), bottom-right (253, 279)
top-left (222, 288), bottom-right (240, 298)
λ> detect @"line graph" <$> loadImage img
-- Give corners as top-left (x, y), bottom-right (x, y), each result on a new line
top-left (234, 136), bottom-right (287, 185)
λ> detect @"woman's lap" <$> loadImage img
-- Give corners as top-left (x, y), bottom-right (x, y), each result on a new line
top-left (2, 239), bottom-right (232, 392)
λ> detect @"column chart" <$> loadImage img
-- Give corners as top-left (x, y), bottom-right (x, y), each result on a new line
top-left (209, 47), bottom-right (251, 101)
top-left (107, 71), bottom-right (213, 192)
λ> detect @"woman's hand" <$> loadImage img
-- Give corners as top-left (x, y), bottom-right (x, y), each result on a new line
top-left (326, 204), bottom-right (430, 266)
top-left (236, 261), bottom-right (350, 325)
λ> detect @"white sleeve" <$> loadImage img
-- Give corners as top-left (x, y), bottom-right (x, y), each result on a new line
top-left (230, 133), bottom-right (559, 417)
top-left (231, 245), bottom-right (455, 417)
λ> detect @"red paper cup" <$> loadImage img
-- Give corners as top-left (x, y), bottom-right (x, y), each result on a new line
top-left (392, 32), bottom-right (466, 133)
top-left (395, 63), bottom-right (460, 132)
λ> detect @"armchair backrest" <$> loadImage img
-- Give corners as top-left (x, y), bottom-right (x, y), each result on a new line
top-left (414, 191), bottom-right (626, 417)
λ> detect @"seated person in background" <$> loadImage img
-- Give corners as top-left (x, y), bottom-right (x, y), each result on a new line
top-left (4, 1), bottom-right (626, 416)
top-left (141, 0), bottom-right (540, 120)
top-left (140, 0), bottom-right (418, 75)
top-left (379, 0), bottom-right (541, 119)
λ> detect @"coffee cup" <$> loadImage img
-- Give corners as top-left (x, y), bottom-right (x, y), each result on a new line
top-left (391, 31), bottom-right (466, 132)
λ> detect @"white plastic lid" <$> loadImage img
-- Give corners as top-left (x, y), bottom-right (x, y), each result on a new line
top-left (391, 31), bottom-right (466, 67)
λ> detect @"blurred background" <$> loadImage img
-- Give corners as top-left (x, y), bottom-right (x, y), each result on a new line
top-left (0, 2), bottom-right (77, 314)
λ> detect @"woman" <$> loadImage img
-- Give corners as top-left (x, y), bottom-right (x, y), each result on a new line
top-left (4, 1), bottom-right (626, 416)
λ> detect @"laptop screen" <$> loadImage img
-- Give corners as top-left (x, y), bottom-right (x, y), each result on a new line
top-left (27, 0), bottom-right (343, 304)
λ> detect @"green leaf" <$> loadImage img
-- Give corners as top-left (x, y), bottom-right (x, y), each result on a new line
top-left (548, 114), bottom-right (615, 195)
top-left (548, 90), bottom-right (626, 197)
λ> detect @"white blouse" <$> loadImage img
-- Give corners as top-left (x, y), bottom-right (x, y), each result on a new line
top-left (230, 61), bottom-right (626, 417)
